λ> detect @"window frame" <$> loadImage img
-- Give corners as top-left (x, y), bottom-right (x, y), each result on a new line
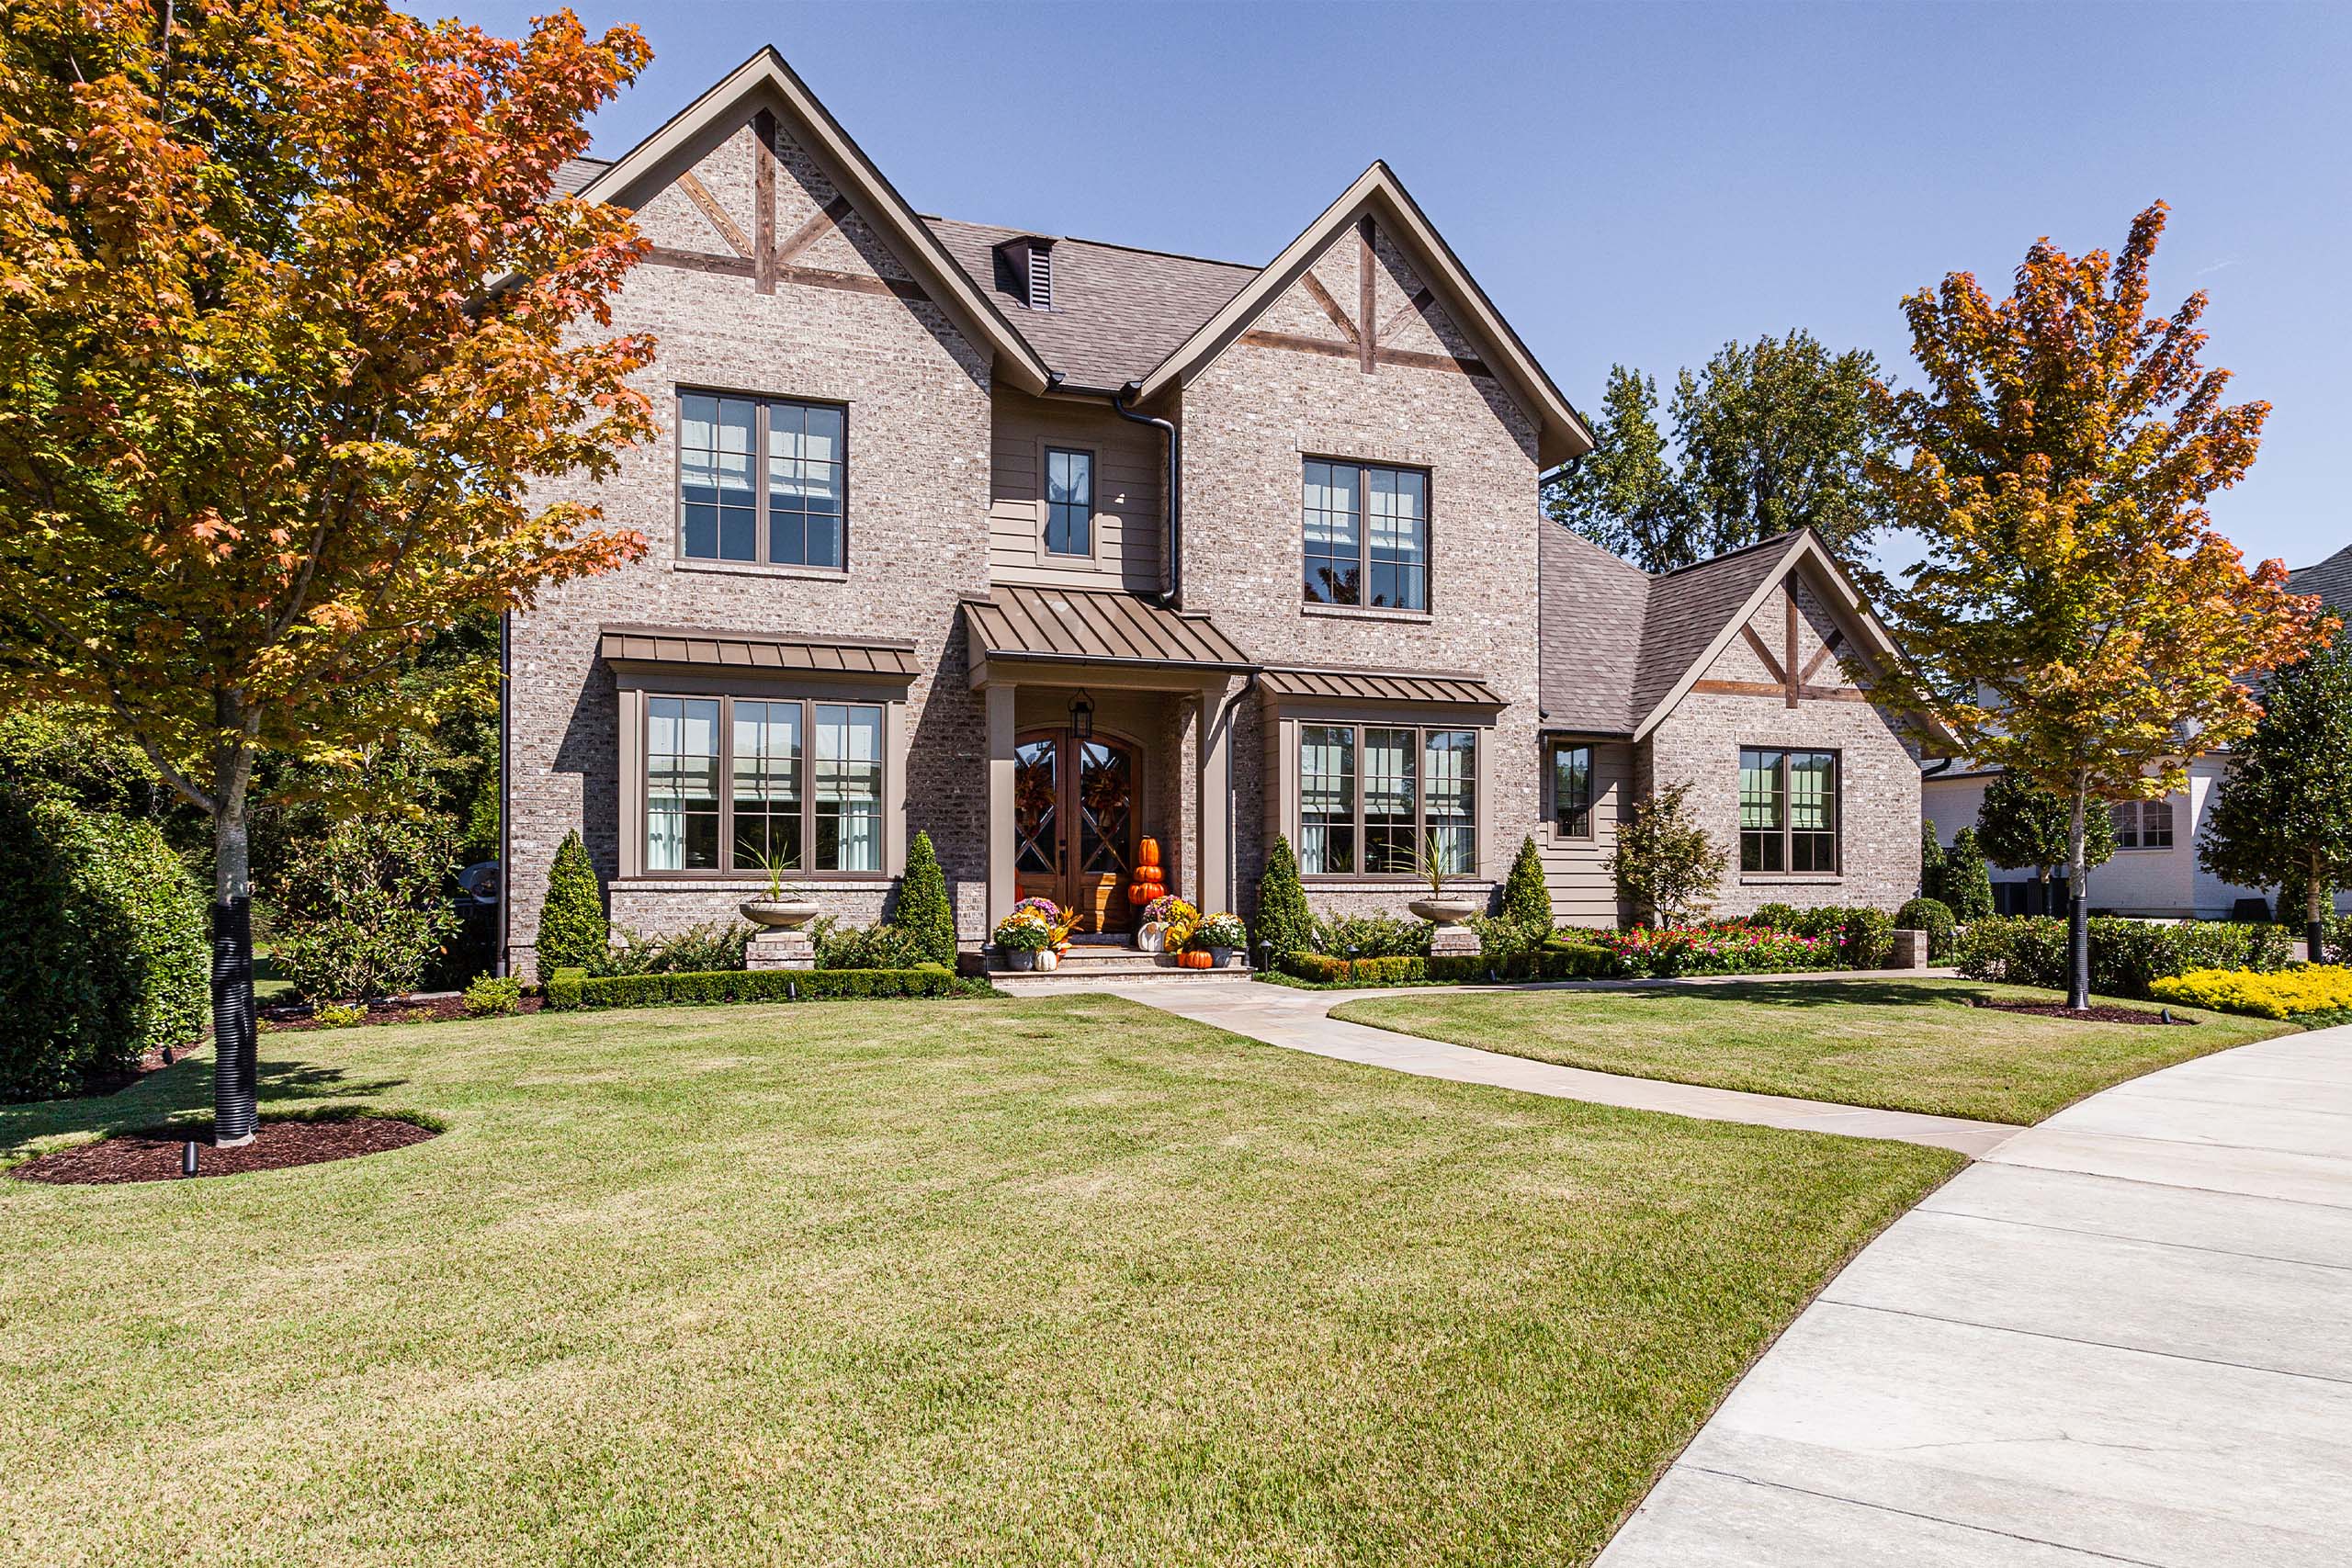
top-left (1299, 456), bottom-right (1433, 614)
top-left (1041, 444), bottom-right (1098, 559)
top-left (674, 388), bottom-right (851, 573)
top-left (638, 691), bottom-right (888, 880)
top-left (1738, 746), bottom-right (1842, 877)
top-left (2110, 797), bottom-right (2177, 852)
top-left (1547, 740), bottom-right (1596, 840)
top-left (1295, 720), bottom-right (1478, 880)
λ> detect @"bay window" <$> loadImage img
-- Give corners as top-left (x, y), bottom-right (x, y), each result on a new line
top-left (644, 694), bottom-right (883, 874)
top-left (1740, 748), bottom-right (1838, 874)
top-left (1296, 722), bottom-right (1476, 876)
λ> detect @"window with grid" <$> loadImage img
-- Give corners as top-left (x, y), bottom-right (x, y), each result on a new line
top-left (1045, 448), bottom-right (1093, 557)
top-left (1550, 743), bottom-right (1594, 838)
top-left (2110, 798), bottom-right (2175, 850)
top-left (1296, 723), bottom-right (1477, 876)
top-left (680, 393), bottom-right (845, 569)
top-left (1741, 748), bottom-right (1838, 874)
top-left (1302, 459), bottom-right (1430, 610)
top-left (644, 694), bottom-right (885, 874)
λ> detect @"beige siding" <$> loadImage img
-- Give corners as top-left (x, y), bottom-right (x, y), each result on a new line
top-left (987, 389), bottom-right (1163, 592)
top-left (1538, 740), bottom-right (1634, 927)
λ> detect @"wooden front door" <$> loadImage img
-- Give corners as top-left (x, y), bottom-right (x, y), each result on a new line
top-left (1013, 728), bottom-right (1139, 932)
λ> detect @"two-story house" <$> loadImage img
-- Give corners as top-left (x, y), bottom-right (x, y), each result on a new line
top-left (501, 49), bottom-right (1927, 975)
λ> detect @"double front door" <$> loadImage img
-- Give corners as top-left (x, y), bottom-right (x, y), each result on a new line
top-left (1013, 728), bottom-right (1138, 932)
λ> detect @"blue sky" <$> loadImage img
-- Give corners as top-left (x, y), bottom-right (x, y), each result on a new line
top-left (448, 1), bottom-right (2352, 574)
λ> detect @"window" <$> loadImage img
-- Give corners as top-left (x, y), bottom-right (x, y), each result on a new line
top-left (2111, 797), bottom-right (2175, 850)
top-left (1550, 743), bottom-right (1594, 839)
top-left (1302, 459), bottom-right (1429, 610)
top-left (1295, 723), bottom-right (1476, 875)
top-left (1740, 748), bottom-right (1838, 874)
top-left (680, 393), bottom-right (845, 569)
top-left (645, 694), bottom-right (884, 874)
top-left (1045, 448), bottom-right (1093, 557)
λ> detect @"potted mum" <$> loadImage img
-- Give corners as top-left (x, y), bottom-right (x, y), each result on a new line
top-left (741, 850), bottom-right (820, 930)
top-left (992, 907), bottom-right (1053, 969)
top-left (1136, 892), bottom-right (1189, 953)
top-left (1190, 911), bottom-right (1249, 967)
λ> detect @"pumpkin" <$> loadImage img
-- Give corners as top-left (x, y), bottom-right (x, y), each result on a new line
top-left (1136, 837), bottom-right (1162, 870)
top-left (1176, 948), bottom-right (1213, 969)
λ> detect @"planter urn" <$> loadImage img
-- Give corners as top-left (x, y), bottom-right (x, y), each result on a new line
top-left (1409, 897), bottom-right (1481, 927)
top-left (1004, 948), bottom-right (1038, 972)
top-left (741, 898), bottom-right (821, 930)
top-left (1209, 945), bottom-right (1236, 968)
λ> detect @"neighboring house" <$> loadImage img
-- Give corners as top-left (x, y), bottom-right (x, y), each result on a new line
top-left (1920, 541), bottom-right (2352, 919)
top-left (500, 49), bottom-right (1932, 973)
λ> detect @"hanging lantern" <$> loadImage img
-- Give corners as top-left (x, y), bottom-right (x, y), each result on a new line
top-left (1069, 689), bottom-right (1094, 740)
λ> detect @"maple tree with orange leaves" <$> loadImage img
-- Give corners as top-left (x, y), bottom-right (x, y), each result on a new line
top-left (0, 2), bottom-right (654, 1140)
top-left (1865, 201), bottom-right (2325, 1008)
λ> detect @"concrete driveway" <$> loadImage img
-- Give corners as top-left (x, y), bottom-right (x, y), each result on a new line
top-left (1599, 1024), bottom-right (2352, 1566)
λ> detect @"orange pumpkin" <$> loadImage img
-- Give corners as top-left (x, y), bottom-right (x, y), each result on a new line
top-left (1176, 948), bottom-right (1213, 969)
top-left (1136, 837), bottom-right (1162, 870)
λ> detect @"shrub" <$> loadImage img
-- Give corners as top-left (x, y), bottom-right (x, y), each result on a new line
top-left (270, 808), bottom-right (461, 1002)
top-left (545, 966), bottom-right (588, 1010)
top-left (1957, 915), bottom-right (2294, 996)
top-left (1594, 923), bottom-right (1839, 978)
top-left (2150, 965), bottom-right (2352, 1021)
top-left (1955, 915), bottom-right (2070, 988)
top-left (813, 919), bottom-right (933, 971)
top-left (313, 1002), bottom-right (369, 1028)
top-left (2165, 919), bottom-right (2294, 976)
top-left (0, 795), bottom-right (209, 1100)
top-left (1896, 897), bottom-right (1957, 961)
top-left (1610, 781), bottom-right (1726, 925)
top-left (546, 965), bottom-right (981, 1010)
top-left (1941, 828), bottom-right (1996, 923)
top-left (1467, 914), bottom-right (1553, 964)
top-left (1310, 912), bottom-right (1432, 958)
top-left (1837, 907), bottom-right (1896, 969)
top-left (1501, 834), bottom-right (1552, 927)
top-left (461, 975), bottom-right (524, 1018)
top-left (1252, 835), bottom-right (1315, 960)
top-left (1750, 902), bottom-right (1802, 932)
top-left (1919, 819), bottom-right (1946, 905)
top-left (537, 830), bottom-right (607, 980)
top-left (895, 830), bottom-right (957, 968)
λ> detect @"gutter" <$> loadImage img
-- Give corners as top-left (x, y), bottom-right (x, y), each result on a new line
top-left (496, 608), bottom-right (512, 979)
top-left (1041, 372), bottom-right (1184, 607)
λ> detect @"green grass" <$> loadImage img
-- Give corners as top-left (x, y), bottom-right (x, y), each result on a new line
top-left (0, 997), bottom-right (1956, 1567)
top-left (1331, 977), bottom-right (2297, 1124)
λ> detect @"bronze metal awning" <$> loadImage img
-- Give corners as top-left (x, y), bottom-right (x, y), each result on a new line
top-left (1257, 665), bottom-right (1507, 706)
top-left (598, 625), bottom-right (920, 678)
top-left (961, 586), bottom-right (1253, 671)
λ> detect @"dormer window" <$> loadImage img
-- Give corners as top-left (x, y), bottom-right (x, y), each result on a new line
top-left (995, 235), bottom-right (1056, 310)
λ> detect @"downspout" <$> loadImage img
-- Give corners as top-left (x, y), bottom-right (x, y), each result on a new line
top-left (496, 608), bottom-right (511, 979)
top-left (1109, 379), bottom-right (1181, 607)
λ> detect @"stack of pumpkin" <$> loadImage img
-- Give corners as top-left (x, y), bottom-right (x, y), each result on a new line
top-left (1125, 837), bottom-right (1166, 913)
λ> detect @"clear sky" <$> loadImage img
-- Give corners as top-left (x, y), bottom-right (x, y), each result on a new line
top-left (447, 0), bottom-right (2352, 574)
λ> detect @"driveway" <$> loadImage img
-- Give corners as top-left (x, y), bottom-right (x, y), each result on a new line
top-left (1599, 1024), bottom-right (2352, 1566)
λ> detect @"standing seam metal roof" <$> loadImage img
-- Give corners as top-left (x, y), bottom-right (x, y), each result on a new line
top-left (961, 586), bottom-right (1252, 669)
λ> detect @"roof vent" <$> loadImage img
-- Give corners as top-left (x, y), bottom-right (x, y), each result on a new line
top-left (995, 236), bottom-right (1056, 310)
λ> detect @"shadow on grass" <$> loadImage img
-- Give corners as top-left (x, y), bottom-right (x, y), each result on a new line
top-left (1555, 978), bottom-right (2006, 1011)
top-left (0, 1051), bottom-right (408, 1163)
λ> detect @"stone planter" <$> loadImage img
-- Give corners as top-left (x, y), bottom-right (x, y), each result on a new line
top-left (1209, 945), bottom-right (1236, 968)
top-left (1409, 897), bottom-right (1481, 926)
top-left (1003, 948), bottom-right (1038, 972)
top-left (1136, 921), bottom-right (1167, 954)
top-left (740, 898), bottom-right (820, 931)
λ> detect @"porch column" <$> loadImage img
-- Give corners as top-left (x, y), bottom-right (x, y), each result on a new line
top-left (985, 678), bottom-right (1017, 935)
top-left (1196, 677), bottom-right (1235, 915)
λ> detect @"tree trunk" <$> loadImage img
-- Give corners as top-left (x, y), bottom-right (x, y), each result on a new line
top-left (2310, 851), bottom-right (2329, 966)
top-left (2067, 787), bottom-right (2091, 1011)
top-left (209, 758), bottom-right (258, 1147)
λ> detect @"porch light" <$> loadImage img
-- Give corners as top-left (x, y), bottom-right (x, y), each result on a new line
top-left (1069, 690), bottom-right (1095, 740)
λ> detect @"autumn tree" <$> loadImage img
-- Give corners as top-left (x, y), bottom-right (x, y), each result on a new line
top-left (1866, 202), bottom-right (2321, 1008)
top-left (0, 3), bottom-right (655, 1142)
top-left (1975, 771), bottom-right (2115, 908)
top-left (2200, 637), bottom-right (2352, 962)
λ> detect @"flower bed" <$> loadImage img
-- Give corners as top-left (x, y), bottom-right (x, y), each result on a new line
top-left (2149, 964), bottom-right (2352, 1021)
top-left (1592, 924), bottom-right (1839, 978)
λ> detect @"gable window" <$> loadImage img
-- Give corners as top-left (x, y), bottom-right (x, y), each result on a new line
top-left (1296, 722), bottom-right (1476, 876)
top-left (1550, 743), bottom-right (1594, 839)
top-left (1740, 748), bottom-right (1838, 874)
top-left (2110, 797), bottom-right (2175, 850)
top-left (644, 693), bottom-right (883, 874)
top-left (1045, 448), bottom-right (1093, 557)
top-left (680, 392), bottom-right (845, 570)
top-left (1302, 459), bottom-right (1429, 610)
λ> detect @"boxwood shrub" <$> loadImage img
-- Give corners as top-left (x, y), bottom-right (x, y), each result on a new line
top-left (546, 964), bottom-right (987, 1010)
top-left (1277, 942), bottom-right (1622, 987)
top-left (1957, 915), bottom-right (2293, 998)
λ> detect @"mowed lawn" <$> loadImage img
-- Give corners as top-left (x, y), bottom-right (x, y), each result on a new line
top-left (2, 996), bottom-right (1955, 1567)
top-left (1332, 977), bottom-right (2296, 1124)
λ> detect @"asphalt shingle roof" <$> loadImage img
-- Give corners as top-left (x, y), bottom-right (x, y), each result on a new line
top-left (2290, 543), bottom-right (2352, 613)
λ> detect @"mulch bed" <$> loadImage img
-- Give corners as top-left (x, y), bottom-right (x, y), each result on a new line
top-left (10, 1116), bottom-right (437, 1186)
top-left (1973, 999), bottom-right (2190, 1026)
top-left (263, 995), bottom-right (543, 1031)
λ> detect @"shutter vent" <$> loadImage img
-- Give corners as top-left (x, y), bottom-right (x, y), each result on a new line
top-left (1025, 240), bottom-right (1053, 310)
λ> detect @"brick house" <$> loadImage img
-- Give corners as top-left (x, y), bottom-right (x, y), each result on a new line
top-left (500, 49), bottom-right (1928, 974)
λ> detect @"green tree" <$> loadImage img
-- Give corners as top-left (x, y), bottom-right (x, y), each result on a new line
top-left (1252, 835), bottom-right (1314, 959)
top-left (1545, 366), bottom-right (1691, 570)
top-left (270, 807), bottom-right (461, 1003)
top-left (1501, 834), bottom-right (1553, 927)
top-left (1919, 818), bottom-right (1946, 904)
top-left (537, 830), bottom-right (608, 979)
top-left (2201, 637), bottom-right (2352, 961)
top-left (1976, 773), bottom-right (2114, 908)
top-left (895, 829), bottom-right (957, 968)
top-left (1940, 828), bottom-right (1996, 924)
top-left (1608, 783), bottom-right (1727, 927)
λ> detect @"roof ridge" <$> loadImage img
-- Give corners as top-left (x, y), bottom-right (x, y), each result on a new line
top-left (1651, 530), bottom-right (1803, 581)
top-left (920, 213), bottom-right (1258, 274)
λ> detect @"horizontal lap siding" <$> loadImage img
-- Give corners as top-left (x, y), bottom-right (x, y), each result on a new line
top-left (988, 389), bottom-right (1162, 592)
top-left (1539, 740), bottom-right (1631, 928)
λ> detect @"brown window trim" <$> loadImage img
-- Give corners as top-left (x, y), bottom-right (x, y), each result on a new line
top-left (1300, 455), bottom-right (1433, 615)
top-left (674, 387), bottom-right (852, 572)
top-left (1296, 721), bottom-right (1477, 881)
top-left (1041, 443), bottom-right (1098, 560)
top-left (639, 691), bottom-right (888, 882)
top-left (1738, 746), bottom-right (1842, 877)
top-left (1547, 739), bottom-right (1596, 841)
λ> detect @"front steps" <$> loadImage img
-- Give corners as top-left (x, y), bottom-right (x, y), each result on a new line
top-left (986, 937), bottom-right (1253, 993)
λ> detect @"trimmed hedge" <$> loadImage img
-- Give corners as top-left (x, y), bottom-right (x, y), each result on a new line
top-left (545, 964), bottom-right (986, 1010)
top-left (1958, 915), bottom-right (2295, 998)
top-left (1278, 942), bottom-right (1621, 987)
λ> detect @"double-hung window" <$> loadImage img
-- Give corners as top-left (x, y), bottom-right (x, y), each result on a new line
top-left (1550, 743), bottom-right (1595, 839)
top-left (1301, 459), bottom-right (1429, 610)
top-left (1045, 448), bottom-right (1093, 557)
top-left (2110, 797), bottom-right (2175, 850)
top-left (644, 694), bottom-right (883, 874)
top-left (679, 392), bottom-right (846, 569)
top-left (1740, 748), bottom-right (1838, 874)
top-left (1296, 723), bottom-right (1476, 875)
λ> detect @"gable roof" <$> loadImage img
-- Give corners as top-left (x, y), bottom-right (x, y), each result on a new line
top-left (1631, 535), bottom-right (1814, 728)
top-left (1133, 163), bottom-right (1593, 467)
top-left (2290, 543), bottom-right (2352, 612)
top-left (571, 50), bottom-right (1052, 394)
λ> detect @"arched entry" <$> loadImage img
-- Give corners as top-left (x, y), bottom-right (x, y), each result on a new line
top-left (1014, 728), bottom-right (1139, 931)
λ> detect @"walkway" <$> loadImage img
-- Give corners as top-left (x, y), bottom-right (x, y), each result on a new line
top-left (1599, 1024), bottom-right (2352, 1566)
top-left (1108, 976), bottom-right (2016, 1156)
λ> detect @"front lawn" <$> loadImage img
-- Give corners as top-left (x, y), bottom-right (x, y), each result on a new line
top-left (1331, 977), bottom-right (2296, 1124)
top-left (1, 996), bottom-right (1955, 1566)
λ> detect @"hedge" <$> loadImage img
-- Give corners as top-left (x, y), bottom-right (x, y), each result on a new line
top-left (1957, 916), bottom-right (2294, 998)
top-left (2149, 965), bottom-right (2352, 1021)
top-left (545, 964), bottom-right (987, 1010)
top-left (1277, 942), bottom-right (1621, 987)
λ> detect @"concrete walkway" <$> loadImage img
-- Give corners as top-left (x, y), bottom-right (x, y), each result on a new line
top-left (1108, 976), bottom-right (2017, 1156)
top-left (1599, 1024), bottom-right (2352, 1567)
